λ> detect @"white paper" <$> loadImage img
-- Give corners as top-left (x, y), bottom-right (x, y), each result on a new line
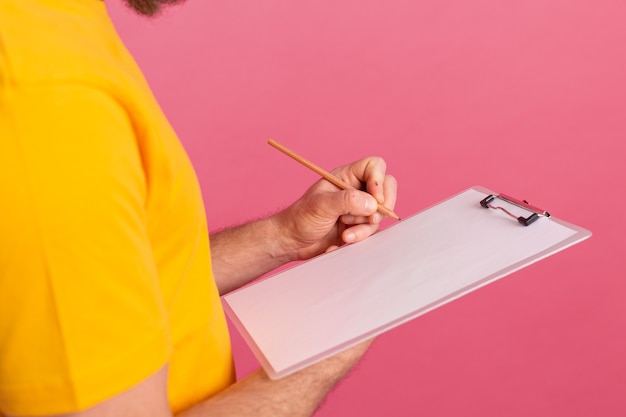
top-left (222, 187), bottom-right (591, 379)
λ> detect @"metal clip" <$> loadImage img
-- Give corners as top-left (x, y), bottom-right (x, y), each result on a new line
top-left (480, 193), bottom-right (551, 226)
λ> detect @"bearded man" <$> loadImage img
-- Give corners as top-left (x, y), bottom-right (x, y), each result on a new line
top-left (0, 1), bottom-right (398, 416)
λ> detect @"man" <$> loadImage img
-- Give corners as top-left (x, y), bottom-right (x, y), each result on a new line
top-left (0, 0), bottom-right (398, 415)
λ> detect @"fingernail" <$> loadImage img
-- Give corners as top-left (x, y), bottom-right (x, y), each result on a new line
top-left (365, 195), bottom-right (377, 213)
top-left (344, 230), bottom-right (356, 242)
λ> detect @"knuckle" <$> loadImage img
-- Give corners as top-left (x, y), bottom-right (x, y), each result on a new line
top-left (343, 189), bottom-right (362, 207)
top-left (368, 156), bottom-right (387, 171)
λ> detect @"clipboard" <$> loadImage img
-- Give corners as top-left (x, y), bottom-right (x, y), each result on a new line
top-left (222, 186), bottom-right (592, 379)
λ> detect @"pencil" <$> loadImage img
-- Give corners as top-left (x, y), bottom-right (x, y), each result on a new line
top-left (268, 139), bottom-right (400, 221)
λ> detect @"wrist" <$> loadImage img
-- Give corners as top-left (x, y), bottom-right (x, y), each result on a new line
top-left (266, 209), bottom-right (301, 263)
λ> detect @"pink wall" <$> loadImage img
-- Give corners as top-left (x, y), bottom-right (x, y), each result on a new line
top-left (108, 1), bottom-right (625, 415)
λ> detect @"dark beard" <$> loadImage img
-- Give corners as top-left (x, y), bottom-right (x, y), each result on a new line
top-left (124, 0), bottom-right (185, 16)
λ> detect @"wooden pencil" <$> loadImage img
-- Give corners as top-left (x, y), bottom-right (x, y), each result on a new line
top-left (268, 139), bottom-right (400, 221)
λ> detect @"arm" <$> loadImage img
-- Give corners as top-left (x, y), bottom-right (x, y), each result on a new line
top-left (180, 339), bottom-right (373, 417)
top-left (11, 340), bottom-right (372, 417)
top-left (211, 156), bottom-right (398, 294)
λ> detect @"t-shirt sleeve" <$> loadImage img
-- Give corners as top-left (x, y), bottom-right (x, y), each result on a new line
top-left (0, 84), bottom-right (172, 415)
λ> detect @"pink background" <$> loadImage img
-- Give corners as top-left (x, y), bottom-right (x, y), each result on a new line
top-left (107, 1), bottom-right (625, 415)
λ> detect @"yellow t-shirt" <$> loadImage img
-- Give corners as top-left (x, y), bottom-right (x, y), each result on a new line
top-left (0, 0), bottom-right (235, 415)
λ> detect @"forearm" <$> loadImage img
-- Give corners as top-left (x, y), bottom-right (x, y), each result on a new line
top-left (177, 340), bottom-right (372, 417)
top-left (210, 213), bottom-right (295, 295)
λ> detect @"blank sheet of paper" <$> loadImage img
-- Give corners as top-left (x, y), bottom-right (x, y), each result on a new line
top-left (222, 187), bottom-right (591, 379)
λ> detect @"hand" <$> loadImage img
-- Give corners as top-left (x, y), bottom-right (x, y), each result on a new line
top-left (273, 156), bottom-right (398, 261)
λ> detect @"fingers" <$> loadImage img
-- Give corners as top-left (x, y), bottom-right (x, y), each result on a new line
top-left (335, 159), bottom-right (398, 243)
top-left (331, 157), bottom-right (398, 216)
top-left (342, 222), bottom-right (380, 243)
top-left (360, 157), bottom-right (387, 204)
top-left (331, 157), bottom-right (387, 202)
top-left (325, 244), bottom-right (340, 253)
top-left (378, 173), bottom-right (398, 217)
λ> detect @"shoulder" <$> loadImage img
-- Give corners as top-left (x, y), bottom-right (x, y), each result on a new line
top-left (0, 0), bottom-right (145, 91)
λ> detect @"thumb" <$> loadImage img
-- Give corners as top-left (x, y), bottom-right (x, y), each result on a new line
top-left (318, 189), bottom-right (378, 219)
